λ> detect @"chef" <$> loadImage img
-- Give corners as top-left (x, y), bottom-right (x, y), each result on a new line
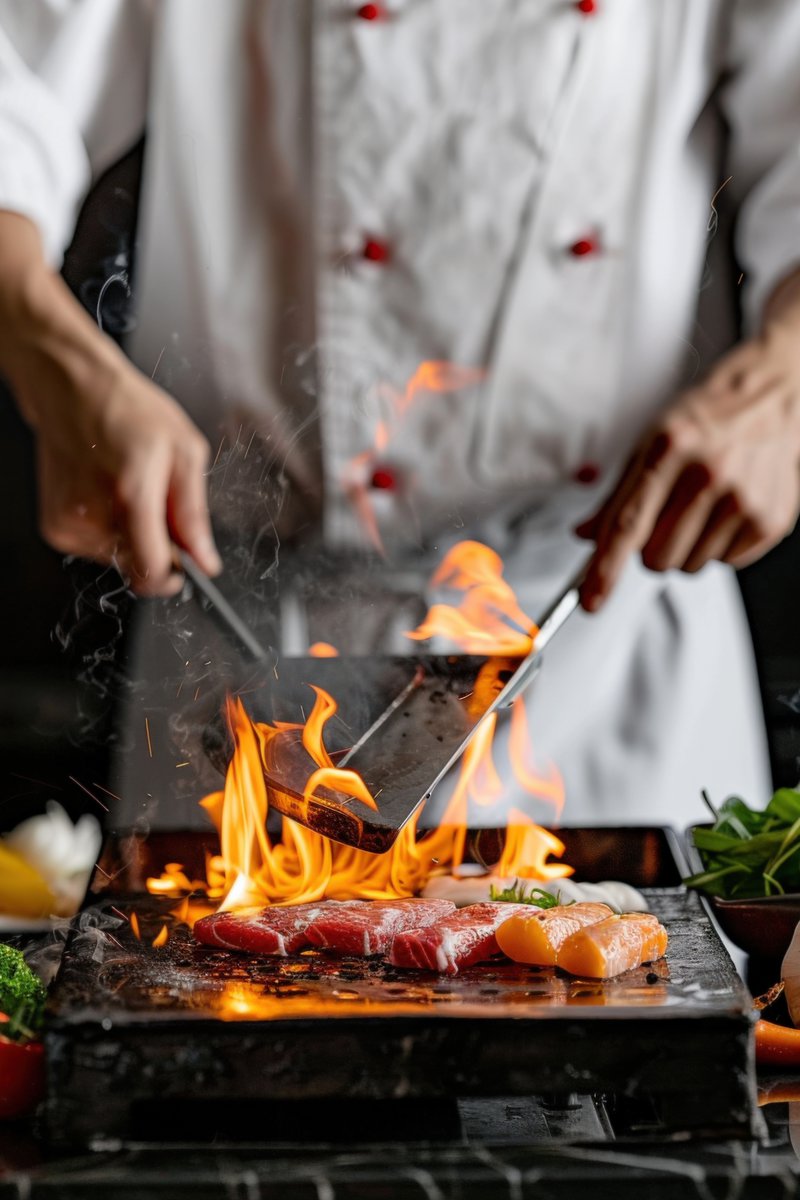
top-left (0, 1), bottom-right (798, 828)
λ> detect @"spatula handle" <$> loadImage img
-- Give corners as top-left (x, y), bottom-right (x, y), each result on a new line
top-left (178, 550), bottom-right (271, 663)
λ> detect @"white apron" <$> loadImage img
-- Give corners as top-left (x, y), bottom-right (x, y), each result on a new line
top-left (3, 0), bottom-right (795, 829)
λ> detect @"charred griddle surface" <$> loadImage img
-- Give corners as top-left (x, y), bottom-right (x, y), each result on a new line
top-left (45, 881), bottom-right (756, 1145)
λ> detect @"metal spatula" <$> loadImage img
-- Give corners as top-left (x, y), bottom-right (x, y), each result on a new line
top-left (200, 565), bottom-right (583, 854)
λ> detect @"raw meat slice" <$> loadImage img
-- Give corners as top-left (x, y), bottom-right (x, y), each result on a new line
top-left (193, 902), bottom-right (328, 955)
top-left (306, 899), bottom-right (456, 956)
top-left (389, 902), bottom-right (532, 975)
top-left (556, 912), bottom-right (668, 979)
top-left (495, 902), bottom-right (614, 966)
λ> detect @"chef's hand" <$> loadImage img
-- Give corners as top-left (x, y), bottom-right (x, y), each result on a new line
top-left (576, 275), bottom-right (800, 612)
top-left (0, 212), bottom-right (221, 596)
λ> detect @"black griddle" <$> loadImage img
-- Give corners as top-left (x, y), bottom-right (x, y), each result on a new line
top-left (44, 828), bottom-right (757, 1147)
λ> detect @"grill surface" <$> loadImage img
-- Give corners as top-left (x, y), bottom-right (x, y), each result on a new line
top-left (44, 829), bottom-right (756, 1147)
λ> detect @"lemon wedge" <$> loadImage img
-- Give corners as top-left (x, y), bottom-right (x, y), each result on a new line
top-left (0, 842), bottom-right (55, 918)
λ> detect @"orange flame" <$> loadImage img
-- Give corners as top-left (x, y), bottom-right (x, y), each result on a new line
top-left (146, 540), bottom-right (568, 912)
top-left (309, 642), bottom-right (339, 658)
top-left (301, 686), bottom-right (378, 812)
top-left (344, 362), bottom-right (485, 553)
top-left (407, 541), bottom-right (537, 655)
top-left (395, 361), bottom-right (485, 418)
top-left (129, 911), bottom-right (141, 940)
top-left (509, 695), bottom-right (565, 819)
top-left (147, 695), bottom-right (569, 911)
top-left (152, 924), bottom-right (169, 948)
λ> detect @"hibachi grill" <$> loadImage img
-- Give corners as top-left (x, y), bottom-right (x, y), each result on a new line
top-left (44, 822), bottom-right (755, 1148)
top-left (44, 544), bottom-right (757, 1147)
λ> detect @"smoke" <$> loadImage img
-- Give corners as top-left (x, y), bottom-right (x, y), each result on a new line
top-left (24, 907), bottom-right (124, 986)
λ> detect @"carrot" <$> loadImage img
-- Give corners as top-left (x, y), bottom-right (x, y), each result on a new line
top-left (754, 1019), bottom-right (800, 1067)
top-left (782, 921), bottom-right (800, 1026)
top-left (758, 1080), bottom-right (800, 1106)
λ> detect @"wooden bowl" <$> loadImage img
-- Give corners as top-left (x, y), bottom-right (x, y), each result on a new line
top-left (685, 825), bottom-right (800, 961)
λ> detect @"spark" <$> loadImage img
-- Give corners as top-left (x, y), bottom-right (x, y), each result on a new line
top-left (144, 717), bottom-right (153, 759)
top-left (94, 863), bottom-right (112, 880)
top-left (92, 782), bottom-right (123, 804)
top-left (212, 436), bottom-right (227, 470)
top-left (68, 776), bottom-right (109, 812)
top-left (707, 174), bottom-right (732, 235)
top-left (9, 772), bottom-right (62, 791)
top-left (150, 346), bottom-right (166, 380)
top-left (194, 686), bottom-right (202, 702)
top-left (175, 761), bottom-right (190, 769)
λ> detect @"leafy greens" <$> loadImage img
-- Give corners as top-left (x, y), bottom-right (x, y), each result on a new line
top-left (684, 789), bottom-right (800, 899)
top-left (488, 880), bottom-right (562, 908)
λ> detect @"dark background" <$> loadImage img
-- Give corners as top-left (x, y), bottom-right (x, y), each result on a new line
top-left (1, 147), bottom-right (799, 835)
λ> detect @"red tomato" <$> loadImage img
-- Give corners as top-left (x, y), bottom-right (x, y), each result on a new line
top-left (0, 1035), bottom-right (45, 1119)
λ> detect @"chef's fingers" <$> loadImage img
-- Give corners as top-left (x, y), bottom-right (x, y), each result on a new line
top-left (114, 448), bottom-right (183, 596)
top-left (574, 442), bottom-right (648, 542)
top-left (167, 438), bottom-right (222, 577)
top-left (36, 446), bottom-right (121, 563)
top-left (574, 513), bottom-right (601, 540)
top-left (580, 432), bottom-right (682, 611)
top-left (720, 522), bottom-right (775, 570)
top-left (681, 495), bottom-right (746, 573)
top-left (639, 462), bottom-right (717, 571)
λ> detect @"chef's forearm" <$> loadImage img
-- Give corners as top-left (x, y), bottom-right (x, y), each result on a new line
top-left (0, 209), bottom-right (121, 429)
top-left (762, 266), bottom-right (800, 336)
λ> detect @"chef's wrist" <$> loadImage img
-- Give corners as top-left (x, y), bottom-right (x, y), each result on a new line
top-left (762, 266), bottom-right (800, 341)
top-left (0, 211), bottom-right (54, 339)
top-left (0, 218), bottom-right (123, 429)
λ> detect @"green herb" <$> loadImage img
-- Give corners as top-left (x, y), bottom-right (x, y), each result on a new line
top-left (0, 945), bottom-right (45, 1042)
top-left (489, 880), bottom-right (562, 908)
top-left (684, 789), bottom-right (800, 900)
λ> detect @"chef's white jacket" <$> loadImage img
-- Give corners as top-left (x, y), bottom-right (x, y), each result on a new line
top-left (1, 0), bottom-right (794, 829)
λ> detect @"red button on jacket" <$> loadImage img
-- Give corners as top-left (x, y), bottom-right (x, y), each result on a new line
top-left (574, 462), bottom-right (601, 485)
top-left (576, 0), bottom-right (598, 14)
top-left (357, 3), bottom-right (386, 19)
top-left (569, 236), bottom-right (600, 258)
top-left (362, 238), bottom-right (391, 264)
top-left (370, 466), bottom-right (397, 490)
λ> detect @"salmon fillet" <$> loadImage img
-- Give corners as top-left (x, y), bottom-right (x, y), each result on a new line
top-left (556, 912), bottom-right (668, 979)
top-left (389, 902), bottom-right (532, 975)
top-left (305, 898), bottom-right (456, 956)
top-left (495, 902), bottom-right (614, 966)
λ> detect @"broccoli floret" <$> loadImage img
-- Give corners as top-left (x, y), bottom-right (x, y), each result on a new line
top-left (0, 944), bottom-right (45, 1039)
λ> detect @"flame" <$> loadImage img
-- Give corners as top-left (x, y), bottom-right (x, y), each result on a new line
top-left (147, 695), bottom-right (569, 910)
top-left (344, 362), bottom-right (485, 553)
top-left (152, 924), bottom-right (169, 948)
top-left (146, 540), bottom-right (568, 912)
top-left (129, 911), bottom-right (141, 940)
top-left (309, 642), bottom-right (339, 658)
top-left (146, 862), bottom-right (206, 894)
top-left (509, 695), bottom-right (565, 819)
top-left (407, 541), bottom-right (537, 655)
